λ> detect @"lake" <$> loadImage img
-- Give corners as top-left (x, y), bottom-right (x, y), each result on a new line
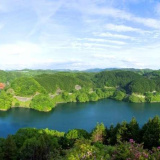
top-left (0, 99), bottom-right (160, 137)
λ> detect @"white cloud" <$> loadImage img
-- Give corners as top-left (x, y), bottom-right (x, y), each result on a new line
top-left (71, 42), bottom-right (121, 49)
top-left (0, 42), bottom-right (41, 55)
top-left (26, 0), bottom-right (65, 37)
top-left (0, 58), bottom-right (89, 70)
top-left (0, 42), bottom-right (45, 70)
top-left (105, 24), bottom-right (149, 34)
top-left (133, 17), bottom-right (160, 29)
top-left (88, 6), bottom-right (131, 20)
top-left (82, 38), bottom-right (126, 45)
top-left (31, 0), bottom-right (64, 24)
top-left (93, 32), bottom-right (135, 40)
top-left (73, 2), bottom-right (160, 29)
top-left (0, 0), bottom-right (159, 70)
top-left (93, 54), bottom-right (116, 59)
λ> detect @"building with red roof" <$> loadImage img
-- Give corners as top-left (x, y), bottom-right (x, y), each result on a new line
top-left (0, 83), bottom-right (5, 90)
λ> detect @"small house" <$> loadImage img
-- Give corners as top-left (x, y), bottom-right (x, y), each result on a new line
top-left (0, 83), bottom-right (5, 90)
top-left (75, 85), bottom-right (82, 90)
top-left (56, 88), bottom-right (63, 95)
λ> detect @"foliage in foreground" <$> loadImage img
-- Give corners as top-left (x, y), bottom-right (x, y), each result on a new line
top-left (1, 117), bottom-right (160, 159)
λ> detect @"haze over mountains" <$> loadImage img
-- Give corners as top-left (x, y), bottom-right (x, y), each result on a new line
top-left (2, 68), bottom-right (156, 73)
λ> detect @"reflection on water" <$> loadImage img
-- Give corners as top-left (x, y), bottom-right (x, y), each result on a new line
top-left (0, 99), bottom-right (160, 137)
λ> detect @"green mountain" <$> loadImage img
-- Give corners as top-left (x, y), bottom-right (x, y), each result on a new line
top-left (0, 69), bottom-right (160, 112)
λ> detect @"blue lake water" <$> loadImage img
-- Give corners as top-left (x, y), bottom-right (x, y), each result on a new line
top-left (0, 99), bottom-right (160, 137)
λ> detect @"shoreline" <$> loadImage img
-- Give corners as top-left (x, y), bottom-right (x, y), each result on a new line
top-left (1, 97), bottom-right (160, 112)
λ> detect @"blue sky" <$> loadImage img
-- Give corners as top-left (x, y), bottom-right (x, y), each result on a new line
top-left (0, 0), bottom-right (160, 70)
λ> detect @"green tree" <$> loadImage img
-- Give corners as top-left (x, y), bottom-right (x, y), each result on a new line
top-left (91, 123), bottom-right (106, 143)
top-left (0, 138), bottom-right (5, 160)
top-left (19, 137), bottom-right (41, 160)
top-left (128, 94), bottom-right (145, 103)
top-left (0, 91), bottom-right (12, 110)
top-left (11, 77), bottom-right (46, 96)
top-left (112, 91), bottom-right (126, 101)
top-left (141, 116), bottom-right (160, 149)
top-left (128, 78), bottom-right (156, 94)
top-left (88, 92), bottom-right (99, 101)
top-left (4, 135), bottom-right (17, 160)
top-left (30, 94), bottom-right (54, 111)
top-left (96, 89), bottom-right (105, 99)
top-left (66, 139), bottom-right (98, 160)
top-left (127, 117), bottom-right (140, 142)
top-left (66, 129), bottom-right (90, 140)
top-left (76, 93), bottom-right (89, 102)
top-left (62, 92), bottom-right (70, 102)
top-left (112, 141), bottom-right (149, 160)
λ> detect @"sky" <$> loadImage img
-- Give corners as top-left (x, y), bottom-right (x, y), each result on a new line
top-left (0, 0), bottom-right (160, 70)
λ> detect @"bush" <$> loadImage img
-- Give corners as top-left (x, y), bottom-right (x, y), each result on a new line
top-left (0, 91), bottom-right (13, 110)
top-left (30, 94), bottom-right (55, 112)
top-left (112, 91), bottom-right (126, 101)
top-left (76, 93), bottom-right (89, 102)
top-left (128, 94), bottom-right (145, 103)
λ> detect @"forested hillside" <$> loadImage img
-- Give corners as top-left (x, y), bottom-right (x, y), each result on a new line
top-left (93, 70), bottom-right (141, 88)
top-left (0, 69), bottom-right (160, 112)
top-left (11, 77), bottom-right (46, 96)
top-left (0, 70), bottom-right (23, 83)
top-left (35, 72), bottom-right (93, 93)
top-left (1, 116), bottom-right (160, 159)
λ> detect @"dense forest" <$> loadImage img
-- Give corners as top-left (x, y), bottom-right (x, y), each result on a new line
top-left (1, 116), bottom-right (160, 159)
top-left (0, 69), bottom-right (160, 111)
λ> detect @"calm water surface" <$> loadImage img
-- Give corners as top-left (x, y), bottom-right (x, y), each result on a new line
top-left (0, 99), bottom-right (160, 137)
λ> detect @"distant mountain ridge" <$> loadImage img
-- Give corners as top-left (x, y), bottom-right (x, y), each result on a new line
top-left (4, 68), bottom-right (156, 73)
top-left (84, 68), bottom-right (154, 73)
